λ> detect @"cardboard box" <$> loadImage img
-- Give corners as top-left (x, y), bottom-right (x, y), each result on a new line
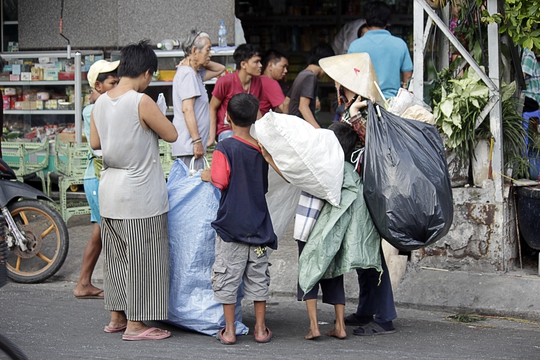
top-left (11, 64), bottom-right (21, 75)
top-left (39, 57), bottom-right (58, 64)
top-left (14, 101), bottom-right (36, 110)
top-left (44, 69), bottom-right (59, 81)
top-left (58, 72), bottom-right (74, 80)
top-left (31, 67), bottom-right (42, 80)
top-left (24, 101), bottom-right (37, 110)
top-left (21, 72), bottom-right (31, 81)
top-left (0, 72), bottom-right (9, 81)
top-left (57, 132), bottom-right (76, 143)
top-left (9, 74), bottom-right (20, 81)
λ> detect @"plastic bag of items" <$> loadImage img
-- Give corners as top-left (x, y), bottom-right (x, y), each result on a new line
top-left (387, 88), bottom-right (435, 125)
top-left (363, 101), bottom-right (453, 251)
top-left (253, 111), bottom-right (344, 207)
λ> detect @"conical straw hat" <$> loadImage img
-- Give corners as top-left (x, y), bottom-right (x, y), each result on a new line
top-left (319, 53), bottom-right (386, 105)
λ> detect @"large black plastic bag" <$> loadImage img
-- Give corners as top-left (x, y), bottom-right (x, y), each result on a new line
top-left (363, 101), bottom-right (453, 251)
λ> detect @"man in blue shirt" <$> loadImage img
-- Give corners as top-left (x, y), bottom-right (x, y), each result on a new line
top-left (348, 1), bottom-right (413, 99)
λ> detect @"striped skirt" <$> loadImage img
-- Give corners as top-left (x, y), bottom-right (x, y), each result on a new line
top-left (101, 213), bottom-right (169, 321)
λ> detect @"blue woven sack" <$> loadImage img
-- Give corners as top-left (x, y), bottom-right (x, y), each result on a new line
top-left (166, 159), bottom-right (248, 336)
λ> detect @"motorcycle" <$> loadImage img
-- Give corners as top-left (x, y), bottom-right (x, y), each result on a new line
top-left (0, 158), bottom-right (69, 283)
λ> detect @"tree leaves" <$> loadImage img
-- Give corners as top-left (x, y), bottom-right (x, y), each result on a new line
top-left (491, 0), bottom-right (540, 52)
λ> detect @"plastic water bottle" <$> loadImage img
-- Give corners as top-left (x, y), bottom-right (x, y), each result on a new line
top-left (218, 20), bottom-right (227, 48)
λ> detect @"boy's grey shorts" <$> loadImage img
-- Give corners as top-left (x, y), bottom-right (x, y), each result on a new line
top-left (212, 234), bottom-right (270, 304)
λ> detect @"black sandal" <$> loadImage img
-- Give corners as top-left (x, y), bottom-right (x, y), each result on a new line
top-left (353, 321), bottom-right (396, 336)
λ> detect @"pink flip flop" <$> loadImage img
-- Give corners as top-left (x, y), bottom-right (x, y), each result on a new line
top-left (216, 328), bottom-right (236, 345)
top-left (254, 327), bottom-right (272, 343)
top-left (104, 325), bottom-right (127, 333)
top-left (121, 327), bottom-right (171, 341)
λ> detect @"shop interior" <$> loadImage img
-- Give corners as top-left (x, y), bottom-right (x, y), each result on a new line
top-left (235, 0), bottom-right (413, 124)
top-left (1, 0), bottom-right (414, 126)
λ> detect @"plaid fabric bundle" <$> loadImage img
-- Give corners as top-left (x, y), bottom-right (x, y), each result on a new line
top-left (522, 47), bottom-right (540, 104)
top-left (294, 191), bottom-right (325, 242)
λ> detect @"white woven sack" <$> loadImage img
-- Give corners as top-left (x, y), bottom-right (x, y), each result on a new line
top-left (254, 111), bottom-right (344, 207)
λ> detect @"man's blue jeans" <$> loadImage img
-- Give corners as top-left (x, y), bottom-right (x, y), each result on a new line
top-left (355, 247), bottom-right (397, 323)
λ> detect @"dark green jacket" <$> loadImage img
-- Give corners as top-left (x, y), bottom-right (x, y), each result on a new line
top-left (298, 162), bottom-right (382, 294)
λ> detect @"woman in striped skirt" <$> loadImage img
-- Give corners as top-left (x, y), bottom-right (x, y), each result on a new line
top-left (90, 40), bottom-right (178, 341)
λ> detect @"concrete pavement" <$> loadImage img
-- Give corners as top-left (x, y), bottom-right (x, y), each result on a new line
top-left (58, 214), bottom-right (540, 322)
top-left (0, 214), bottom-right (539, 359)
top-left (2, 279), bottom-right (540, 359)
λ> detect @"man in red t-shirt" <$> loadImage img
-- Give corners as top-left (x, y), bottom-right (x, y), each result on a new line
top-left (209, 44), bottom-right (263, 143)
top-left (259, 49), bottom-right (289, 115)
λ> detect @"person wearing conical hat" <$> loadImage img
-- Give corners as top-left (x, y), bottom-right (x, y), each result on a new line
top-left (320, 51), bottom-right (398, 337)
top-left (319, 52), bottom-right (383, 147)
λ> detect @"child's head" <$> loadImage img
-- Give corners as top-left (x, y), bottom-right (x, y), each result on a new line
top-left (227, 93), bottom-right (259, 128)
top-left (118, 39), bottom-right (158, 79)
top-left (328, 122), bottom-right (359, 161)
top-left (87, 60), bottom-right (120, 94)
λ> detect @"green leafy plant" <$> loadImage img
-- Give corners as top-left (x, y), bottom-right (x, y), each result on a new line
top-left (429, 68), bottom-right (453, 105)
top-left (476, 81), bottom-right (529, 178)
top-left (486, 0), bottom-right (540, 51)
top-left (433, 67), bottom-right (490, 160)
top-left (433, 68), bottom-right (529, 176)
top-left (447, 313), bottom-right (487, 323)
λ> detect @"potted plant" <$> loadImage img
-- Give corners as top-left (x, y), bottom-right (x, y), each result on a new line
top-left (432, 68), bottom-right (528, 184)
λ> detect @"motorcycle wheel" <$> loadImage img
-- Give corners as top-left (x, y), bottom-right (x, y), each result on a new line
top-left (5, 200), bottom-right (69, 283)
top-left (0, 332), bottom-right (28, 360)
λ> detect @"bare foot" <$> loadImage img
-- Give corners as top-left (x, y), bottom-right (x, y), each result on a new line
top-left (219, 328), bottom-right (236, 344)
top-left (326, 328), bottom-right (347, 339)
top-left (73, 284), bottom-right (104, 298)
top-left (253, 326), bottom-right (268, 341)
top-left (304, 329), bottom-right (321, 340)
top-left (107, 312), bottom-right (127, 331)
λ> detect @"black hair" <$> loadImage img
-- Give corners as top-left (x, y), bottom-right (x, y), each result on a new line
top-left (357, 23), bottom-right (368, 38)
top-left (233, 44), bottom-right (262, 69)
top-left (227, 93), bottom-right (259, 127)
top-left (118, 39), bottom-right (158, 78)
top-left (328, 122), bottom-right (359, 161)
top-left (262, 48), bottom-right (287, 72)
top-left (307, 44), bottom-right (335, 65)
top-left (95, 70), bottom-right (118, 85)
top-left (364, 1), bottom-right (392, 28)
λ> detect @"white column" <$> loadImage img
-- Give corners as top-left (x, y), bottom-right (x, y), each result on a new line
top-left (412, 0), bottom-right (424, 97)
top-left (486, 0), bottom-right (503, 203)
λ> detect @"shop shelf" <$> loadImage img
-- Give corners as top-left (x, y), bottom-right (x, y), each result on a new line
top-left (4, 110), bottom-right (76, 115)
top-left (0, 80), bottom-right (76, 86)
top-left (0, 50), bottom-right (104, 145)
